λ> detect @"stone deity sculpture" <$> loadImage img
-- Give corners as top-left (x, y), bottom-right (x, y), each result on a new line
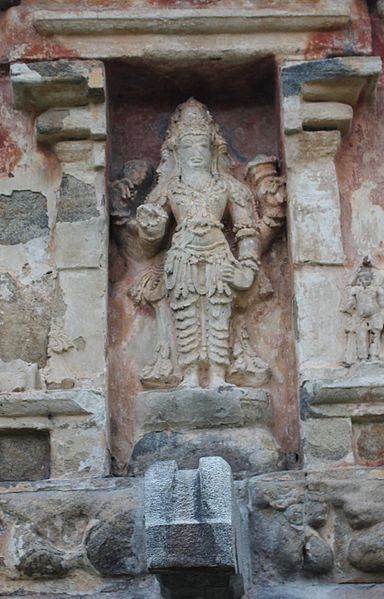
top-left (110, 98), bottom-right (287, 389)
top-left (135, 99), bottom-right (259, 387)
top-left (341, 262), bottom-right (384, 365)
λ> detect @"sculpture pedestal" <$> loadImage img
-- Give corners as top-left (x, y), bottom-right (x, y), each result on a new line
top-left (129, 386), bottom-right (284, 478)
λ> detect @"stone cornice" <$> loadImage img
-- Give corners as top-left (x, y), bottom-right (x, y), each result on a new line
top-left (33, 3), bottom-right (352, 36)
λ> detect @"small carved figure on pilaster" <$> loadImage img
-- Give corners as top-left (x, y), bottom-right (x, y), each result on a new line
top-left (341, 260), bottom-right (384, 366)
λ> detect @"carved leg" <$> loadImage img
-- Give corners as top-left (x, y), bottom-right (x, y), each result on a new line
top-left (208, 363), bottom-right (227, 388)
top-left (356, 323), bottom-right (369, 361)
top-left (344, 330), bottom-right (357, 366)
top-left (179, 364), bottom-right (200, 388)
top-left (369, 328), bottom-right (382, 360)
top-left (206, 295), bottom-right (231, 387)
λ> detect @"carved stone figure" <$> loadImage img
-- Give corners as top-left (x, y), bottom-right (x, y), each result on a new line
top-left (341, 261), bottom-right (384, 365)
top-left (228, 155), bottom-right (287, 386)
top-left (247, 154), bottom-right (286, 254)
top-left (110, 99), bottom-right (287, 389)
top-left (135, 98), bottom-right (259, 388)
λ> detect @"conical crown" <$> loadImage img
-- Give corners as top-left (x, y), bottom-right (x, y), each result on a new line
top-left (175, 98), bottom-right (213, 138)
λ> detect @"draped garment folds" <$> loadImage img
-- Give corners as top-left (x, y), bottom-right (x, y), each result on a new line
top-left (147, 174), bottom-right (257, 367)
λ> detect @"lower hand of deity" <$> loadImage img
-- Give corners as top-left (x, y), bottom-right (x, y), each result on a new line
top-left (136, 204), bottom-right (168, 241)
top-left (222, 262), bottom-right (256, 290)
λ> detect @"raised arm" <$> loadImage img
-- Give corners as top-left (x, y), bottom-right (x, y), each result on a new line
top-left (135, 185), bottom-right (171, 258)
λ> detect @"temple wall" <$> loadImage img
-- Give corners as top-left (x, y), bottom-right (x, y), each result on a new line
top-left (0, 1), bottom-right (384, 597)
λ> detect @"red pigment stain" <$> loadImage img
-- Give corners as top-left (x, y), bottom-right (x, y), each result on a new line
top-left (305, 0), bottom-right (372, 60)
top-left (0, 7), bottom-right (80, 62)
top-left (0, 128), bottom-right (22, 176)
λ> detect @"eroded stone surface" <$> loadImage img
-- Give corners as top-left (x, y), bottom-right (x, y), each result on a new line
top-left (57, 174), bottom-right (99, 223)
top-left (0, 191), bottom-right (48, 245)
top-left (0, 273), bottom-right (53, 367)
top-left (0, 429), bottom-right (50, 481)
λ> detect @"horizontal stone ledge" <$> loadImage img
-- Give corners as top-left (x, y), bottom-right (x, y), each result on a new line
top-left (136, 386), bottom-right (271, 433)
top-left (33, 3), bottom-right (352, 36)
top-left (303, 401), bottom-right (384, 420)
top-left (303, 363), bottom-right (384, 405)
top-left (0, 475), bottom-right (138, 495)
top-left (0, 389), bottom-right (104, 417)
top-left (302, 101), bottom-right (353, 135)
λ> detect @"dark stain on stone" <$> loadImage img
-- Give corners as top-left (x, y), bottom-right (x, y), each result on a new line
top-left (282, 58), bottom-right (354, 97)
top-left (0, 190), bottom-right (48, 245)
top-left (16, 546), bottom-right (69, 579)
top-left (57, 174), bottom-right (99, 222)
top-left (85, 511), bottom-right (144, 576)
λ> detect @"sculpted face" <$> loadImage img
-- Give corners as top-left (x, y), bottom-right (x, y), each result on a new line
top-left (357, 271), bottom-right (373, 288)
top-left (258, 176), bottom-right (285, 206)
top-left (178, 133), bottom-right (212, 174)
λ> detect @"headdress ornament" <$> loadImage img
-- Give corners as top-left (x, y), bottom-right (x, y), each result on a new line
top-left (156, 97), bottom-right (229, 180)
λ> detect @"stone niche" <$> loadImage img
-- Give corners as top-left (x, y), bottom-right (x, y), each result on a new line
top-left (107, 57), bottom-right (299, 476)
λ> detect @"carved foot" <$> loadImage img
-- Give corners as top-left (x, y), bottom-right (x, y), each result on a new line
top-left (179, 365), bottom-right (200, 388)
top-left (208, 364), bottom-right (230, 388)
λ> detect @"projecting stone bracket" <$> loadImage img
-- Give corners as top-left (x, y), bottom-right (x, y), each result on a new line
top-left (281, 56), bottom-right (381, 267)
top-left (11, 61), bottom-right (105, 113)
top-left (145, 457), bottom-right (246, 599)
top-left (282, 56), bottom-right (381, 136)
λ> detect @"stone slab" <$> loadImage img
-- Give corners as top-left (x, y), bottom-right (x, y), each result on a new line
top-left (301, 363), bottom-right (384, 419)
top-left (36, 104), bottom-right (107, 144)
top-left (0, 477), bottom-right (145, 583)
top-left (11, 61), bottom-right (105, 112)
top-left (55, 217), bottom-right (106, 270)
top-left (0, 389), bottom-right (101, 417)
top-left (302, 101), bottom-right (353, 135)
top-left (129, 426), bottom-right (284, 478)
top-left (0, 429), bottom-right (50, 481)
top-left (302, 418), bottom-right (354, 468)
top-left (136, 386), bottom-right (271, 433)
top-left (33, 4), bottom-right (352, 36)
top-left (294, 267), bottom-right (345, 369)
top-left (248, 467), bottom-right (384, 585)
top-left (287, 160), bottom-right (344, 264)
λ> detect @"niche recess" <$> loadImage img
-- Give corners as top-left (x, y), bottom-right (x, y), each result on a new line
top-left (106, 57), bottom-right (298, 475)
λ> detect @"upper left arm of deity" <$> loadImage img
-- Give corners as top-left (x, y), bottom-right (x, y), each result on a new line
top-left (226, 176), bottom-right (257, 224)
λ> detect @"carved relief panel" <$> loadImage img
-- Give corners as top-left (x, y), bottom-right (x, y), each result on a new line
top-left (107, 60), bottom-right (298, 474)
